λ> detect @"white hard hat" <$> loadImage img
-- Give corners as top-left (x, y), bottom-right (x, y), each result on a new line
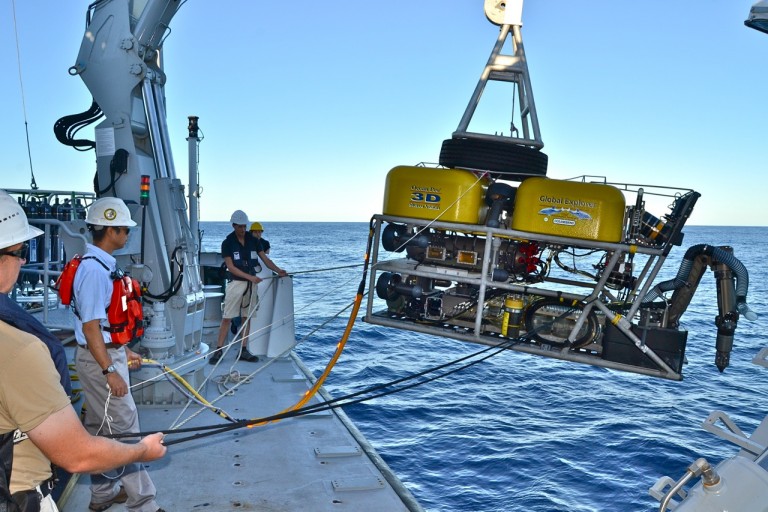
top-left (86, 197), bottom-right (137, 227)
top-left (0, 190), bottom-right (44, 250)
top-left (230, 210), bottom-right (249, 225)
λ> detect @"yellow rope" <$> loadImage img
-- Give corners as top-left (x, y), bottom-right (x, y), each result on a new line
top-left (248, 292), bottom-right (363, 428)
top-left (247, 224), bottom-right (374, 428)
top-left (141, 358), bottom-right (237, 422)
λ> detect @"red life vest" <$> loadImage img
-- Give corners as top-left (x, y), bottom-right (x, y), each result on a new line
top-left (53, 255), bottom-right (144, 345)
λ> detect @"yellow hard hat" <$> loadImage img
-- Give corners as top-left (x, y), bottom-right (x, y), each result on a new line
top-left (249, 222), bottom-right (264, 232)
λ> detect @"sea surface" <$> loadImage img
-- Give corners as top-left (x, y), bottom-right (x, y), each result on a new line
top-left (201, 222), bottom-right (767, 512)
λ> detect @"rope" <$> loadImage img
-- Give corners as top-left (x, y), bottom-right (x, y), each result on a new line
top-left (95, 388), bottom-right (125, 479)
top-left (164, 259), bottom-right (367, 429)
top-left (286, 263), bottom-right (363, 276)
top-left (166, 288), bottom-right (364, 431)
top-left (158, 267), bottom-right (356, 430)
top-left (115, 319), bottom-right (556, 446)
top-left (232, 221), bottom-right (376, 429)
top-left (112, 284), bottom-right (590, 446)
top-left (120, 224), bottom-right (377, 434)
top-left (113, 334), bottom-right (522, 444)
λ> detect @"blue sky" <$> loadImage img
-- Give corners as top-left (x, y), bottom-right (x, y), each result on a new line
top-left (1, 1), bottom-right (766, 225)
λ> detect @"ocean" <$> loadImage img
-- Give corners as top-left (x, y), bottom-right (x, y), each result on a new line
top-left (201, 222), bottom-right (767, 512)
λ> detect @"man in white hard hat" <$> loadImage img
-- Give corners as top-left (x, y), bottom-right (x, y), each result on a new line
top-left (209, 211), bottom-right (287, 365)
top-left (72, 197), bottom-right (165, 512)
top-left (0, 190), bottom-right (166, 512)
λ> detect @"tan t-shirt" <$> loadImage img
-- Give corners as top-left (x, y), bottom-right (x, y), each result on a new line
top-left (0, 321), bottom-right (71, 492)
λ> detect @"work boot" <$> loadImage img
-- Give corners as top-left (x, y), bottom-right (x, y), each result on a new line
top-left (208, 350), bottom-right (222, 365)
top-left (239, 349), bottom-right (259, 362)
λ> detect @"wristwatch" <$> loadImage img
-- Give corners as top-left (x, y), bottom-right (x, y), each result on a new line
top-left (102, 364), bottom-right (116, 375)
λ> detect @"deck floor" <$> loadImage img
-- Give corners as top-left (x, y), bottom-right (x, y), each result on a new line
top-left (57, 348), bottom-right (418, 511)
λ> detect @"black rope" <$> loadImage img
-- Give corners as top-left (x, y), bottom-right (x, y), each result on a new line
top-left (24, 121), bottom-right (37, 190)
top-left (110, 333), bottom-right (523, 445)
top-left (111, 298), bottom-right (587, 446)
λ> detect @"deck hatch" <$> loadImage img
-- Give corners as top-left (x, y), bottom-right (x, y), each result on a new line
top-left (314, 445), bottom-right (362, 458)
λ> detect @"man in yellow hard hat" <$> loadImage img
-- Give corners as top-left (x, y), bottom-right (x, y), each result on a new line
top-left (249, 221), bottom-right (271, 254)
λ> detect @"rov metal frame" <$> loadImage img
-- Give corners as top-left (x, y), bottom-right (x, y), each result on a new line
top-left (364, 187), bottom-right (698, 381)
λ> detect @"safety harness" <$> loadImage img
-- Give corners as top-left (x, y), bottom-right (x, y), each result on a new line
top-left (0, 431), bottom-right (19, 512)
top-left (0, 430), bottom-right (52, 512)
top-left (53, 255), bottom-right (144, 345)
top-left (223, 232), bottom-right (262, 280)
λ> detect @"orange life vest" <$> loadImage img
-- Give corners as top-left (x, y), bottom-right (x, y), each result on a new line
top-left (52, 254), bottom-right (89, 306)
top-left (53, 255), bottom-right (144, 345)
top-left (104, 274), bottom-right (144, 345)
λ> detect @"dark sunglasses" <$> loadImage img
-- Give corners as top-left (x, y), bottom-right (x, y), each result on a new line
top-left (113, 226), bottom-right (131, 235)
top-left (0, 242), bottom-right (29, 260)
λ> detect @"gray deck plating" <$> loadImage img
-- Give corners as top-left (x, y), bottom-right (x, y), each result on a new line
top-left (58, 349), bottom-right (420, 511)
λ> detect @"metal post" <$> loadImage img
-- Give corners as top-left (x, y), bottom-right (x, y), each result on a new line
top-left (187, 116), bottom-right (201, 249)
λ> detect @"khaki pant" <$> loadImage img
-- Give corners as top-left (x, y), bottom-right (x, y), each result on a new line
top-left (75, 346), bottom-right (160, 512)
top-left (223, 279), bottom-right (259, 319)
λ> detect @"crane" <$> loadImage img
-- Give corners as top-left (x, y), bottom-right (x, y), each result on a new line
top-left (55, 0), bottom-right (208, 398)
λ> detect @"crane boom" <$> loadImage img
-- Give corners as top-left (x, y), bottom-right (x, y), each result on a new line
top-left (62, 0), bottom-right (207, 396)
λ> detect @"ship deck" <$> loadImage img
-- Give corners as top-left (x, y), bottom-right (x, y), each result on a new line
top-left (55, 342), bottom-right (421, 512)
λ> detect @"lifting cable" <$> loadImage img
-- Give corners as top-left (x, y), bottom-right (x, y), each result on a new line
top-left (10, 0), bottom-right (38, 190)
top-left (287, 263), bottom-right (364, 275)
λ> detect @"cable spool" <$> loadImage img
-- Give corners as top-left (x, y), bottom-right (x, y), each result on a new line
top-left (523, 298), bottom-right (599, 349)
